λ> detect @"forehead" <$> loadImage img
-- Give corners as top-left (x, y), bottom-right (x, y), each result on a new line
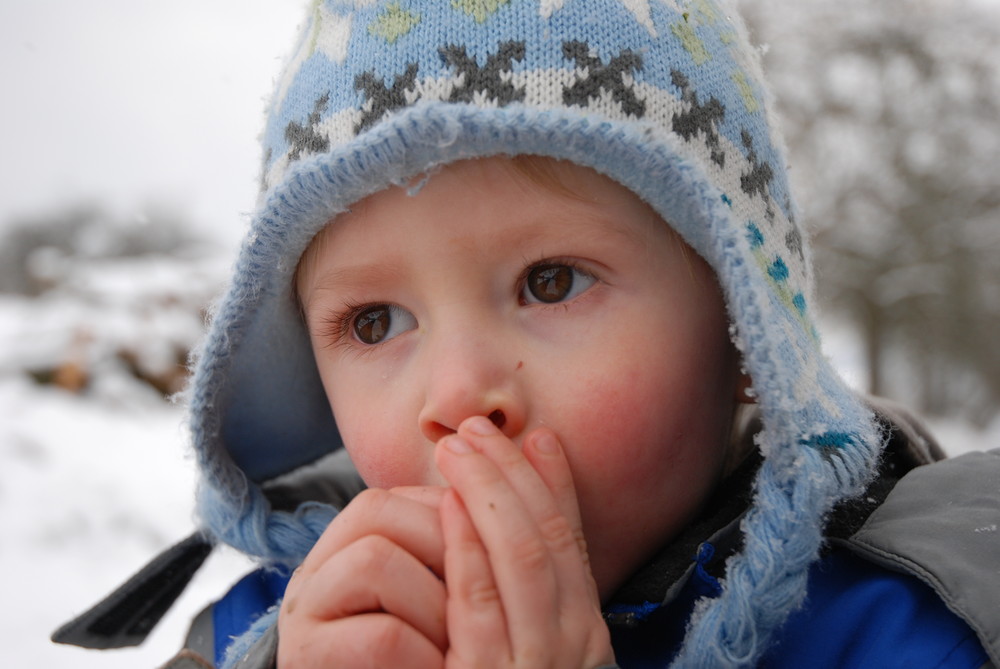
top-left (299, 156), bottom-right (679, 276)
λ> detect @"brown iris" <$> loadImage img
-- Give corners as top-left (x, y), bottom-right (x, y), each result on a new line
top-left (526, 264), bottom-right (574, 303)
top-left (354, 306), bottom-right (390, 344)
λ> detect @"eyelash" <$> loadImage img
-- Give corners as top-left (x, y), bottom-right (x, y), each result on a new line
top-left (319, 257), bottom-right (600, 349)
top-left (316, 298), bottom-right (376, 353)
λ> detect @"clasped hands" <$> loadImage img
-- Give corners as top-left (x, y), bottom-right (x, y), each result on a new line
top-left (277, 416), bottom-right (616, 668)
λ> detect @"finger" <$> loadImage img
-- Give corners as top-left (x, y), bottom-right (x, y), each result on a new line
top-left (520, 427), bottom-right (599, 602)
top-left (278, 613), bottom-right (443, 669)
top-left (390, 485), bottom-right (447, 509)
top-left (521, 427), bottom-right (584, 533)
top-left (298, 487), bottom-right (446, 578)
top-left (435, 429), bottom-right (562, 652)
top-left (288, 534), bottom-right (448, 652)
top-left (439, 489), bottom-right (510, 662)
top-left (517, 430), bottom-right (613, 665)
top-left (455, 419), bottom-right (590, 585)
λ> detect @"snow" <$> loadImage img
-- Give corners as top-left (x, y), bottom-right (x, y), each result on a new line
top-left (923, 416), bottom-right (1000, 458)
top-left (1, 376), bottom-right (253, 668)
top-left (0, 241), bottom-right (258, 666)
top-left (0, 1), bottom-right (304, 661)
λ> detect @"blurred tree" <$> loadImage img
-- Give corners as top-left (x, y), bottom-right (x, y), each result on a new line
top-left (0, 203), bottom-right (224, 398)
top-left (741, 0), bottom-right (1000, 425)
top-left (0, 203), bottom-right (201, 296)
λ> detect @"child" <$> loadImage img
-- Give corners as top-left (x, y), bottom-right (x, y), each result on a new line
top-left (54, 0), bottom-right (999, 667)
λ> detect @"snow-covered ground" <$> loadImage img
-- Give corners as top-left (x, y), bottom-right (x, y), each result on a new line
top-left (1, 245), bottom-right (995, 667)
top-left (0, 241), bottom-right (257, 667)
top-left (1, 376), bottom-right (254, 668)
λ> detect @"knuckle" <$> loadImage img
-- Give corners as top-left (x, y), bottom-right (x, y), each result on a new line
top-left (334, 488), bottom-right (393, 533)
top-left (369, 616), bottom-right (406, 658)
top-left (280, 589), bottom-right (299, 617)
top-left (513, 646), bottom-right (547, 668)
top-left (351, 534), bottom-right (395, 574)
top-left (537, 512), bottom-right (578, 553)
top-left (459, 574), bottom-right (503, 609)
top-left (279, 565), bottom-right (314, 618)
top-left (509, 532), bottom-right (550, 573)
top-left (353, 487), bottom-right (394, 516)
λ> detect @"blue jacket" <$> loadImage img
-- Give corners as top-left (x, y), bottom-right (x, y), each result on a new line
top-left (608, 548), bottom-right (990, 669)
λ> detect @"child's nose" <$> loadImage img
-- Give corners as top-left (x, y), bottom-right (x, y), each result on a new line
top-left (417, 338), bottom-right (526, 443)
top-left (419, 386), bottom-right (526, 443)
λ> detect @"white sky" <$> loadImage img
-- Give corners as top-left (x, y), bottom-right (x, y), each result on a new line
top-left (0, 1), bottom-right (306, 243)
top-left (5, 0), bottom-right (999, 245)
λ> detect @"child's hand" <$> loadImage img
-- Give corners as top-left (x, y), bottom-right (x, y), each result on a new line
top-left (436, 417), bottom-right (616, 669)
top-left (277, 486), bottom-right (449, 668)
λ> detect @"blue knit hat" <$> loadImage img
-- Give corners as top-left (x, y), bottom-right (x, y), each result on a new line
top-left (190, 1), bottom-right (882, 665)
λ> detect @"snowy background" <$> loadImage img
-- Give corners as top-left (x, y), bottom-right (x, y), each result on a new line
top-left (2, 2), bottom-right (300, 666)
top-left (2, 1), bottom-right (998, 667)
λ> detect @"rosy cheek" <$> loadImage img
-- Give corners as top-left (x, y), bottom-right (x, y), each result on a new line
top-left (558, 371), bottom-right (665, 482)
top-left (348, 445), bottom-right (401, 489)
top-left (341, 420), bottom-right (439, 490)
top-left (334, 405), bottom-right (400, 488)
top-left (556, 359), bottom-right (719, 521)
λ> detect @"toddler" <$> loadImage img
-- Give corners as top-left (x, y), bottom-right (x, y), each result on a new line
top-left (54, 1), bottom-right (1000, 667)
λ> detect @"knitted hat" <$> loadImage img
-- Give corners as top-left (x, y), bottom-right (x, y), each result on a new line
top-left (190, 1), bottom-right (881, 665)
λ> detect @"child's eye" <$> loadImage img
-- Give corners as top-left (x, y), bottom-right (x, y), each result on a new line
top-left (351, 304), bottom-right (416, 345)
top-left (521, 263), bottom-right (596, 304)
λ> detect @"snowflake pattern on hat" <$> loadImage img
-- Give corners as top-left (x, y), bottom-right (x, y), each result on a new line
top-left (261, 0), bottom-right (811, 348)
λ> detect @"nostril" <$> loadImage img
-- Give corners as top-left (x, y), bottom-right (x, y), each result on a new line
top-left (487, 409), bottom-right (506, 429)
top-left (425, 422), bottom-right (456, 443)
top-left (423, 411), bottom-right (507, 444)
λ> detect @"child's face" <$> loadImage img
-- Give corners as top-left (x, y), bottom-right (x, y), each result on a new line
top-left (298, 157), bottom-right (740, 599)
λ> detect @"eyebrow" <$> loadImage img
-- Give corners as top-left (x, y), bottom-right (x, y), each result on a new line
top-left (307, 262), bottom-right (407, 297)
top-left (298, 261), bottom-right (409, 322)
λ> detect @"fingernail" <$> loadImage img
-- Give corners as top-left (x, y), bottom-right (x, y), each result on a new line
top-left (443, 435), bottom-right (474, 454)
top-left (465, 415), bottom-right (498, 436)
top-left (534, 432), bottom-right (560, 455)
